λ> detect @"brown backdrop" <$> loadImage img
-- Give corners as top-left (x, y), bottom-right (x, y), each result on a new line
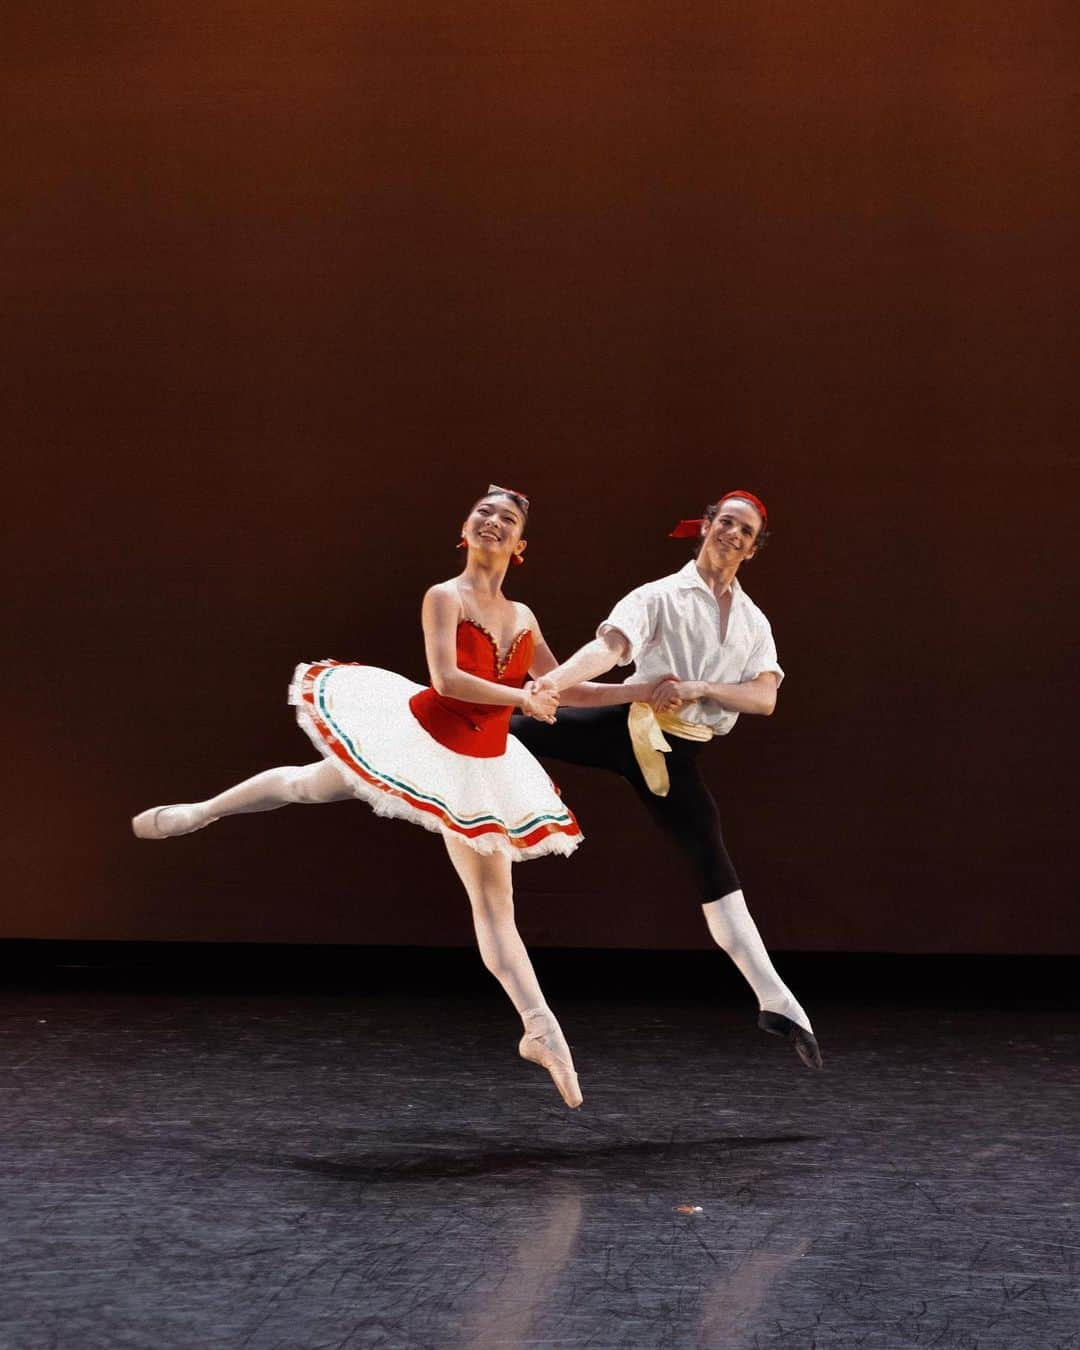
top-left (6, 1), bottom-right (1078, 951)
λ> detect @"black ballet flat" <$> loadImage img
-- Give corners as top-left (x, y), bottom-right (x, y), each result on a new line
top-left (757, 1010), bottom-right (823, 1070)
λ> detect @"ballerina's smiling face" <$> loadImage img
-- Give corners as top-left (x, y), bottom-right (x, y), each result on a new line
top-left (462, 493), bottom-right (528, 564)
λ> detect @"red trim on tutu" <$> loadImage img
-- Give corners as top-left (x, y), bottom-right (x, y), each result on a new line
top-left (297, 663), bottom-right (582, 852)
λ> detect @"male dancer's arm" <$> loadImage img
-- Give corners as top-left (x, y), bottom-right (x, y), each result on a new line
top-left (529, 605), bottom-right (776, 715)
top-left (546, 661), bottom-right (776, 714)
top-left (658, 672), bottom-right (779, 717)
top-left (531, 630), bottom-right (664, 707)
top-left (669, 612), bottom-right (784, 715)
top-left (525, 622), bottom-right (669, 707)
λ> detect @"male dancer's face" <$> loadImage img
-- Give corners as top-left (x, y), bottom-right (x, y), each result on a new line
top-left (698, 498), bottom-right (762, 571)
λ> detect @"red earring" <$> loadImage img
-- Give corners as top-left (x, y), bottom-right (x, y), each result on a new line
top-left (456, 537), bottom-right (467, 550)
top-left (511, 552), bottom-right (524, 567)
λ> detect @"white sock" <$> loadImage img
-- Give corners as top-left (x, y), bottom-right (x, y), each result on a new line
top-left (703, 890), bottom-right (812, 1033)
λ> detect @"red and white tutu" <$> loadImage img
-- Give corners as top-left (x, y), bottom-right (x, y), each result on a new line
top-left (289, 661), bottom-right (583, 861)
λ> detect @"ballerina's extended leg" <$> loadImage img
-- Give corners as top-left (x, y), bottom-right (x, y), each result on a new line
top-left (132, 760), bottom-right (353, 838)
top-left (444, 835), bottom-right (582, 1108)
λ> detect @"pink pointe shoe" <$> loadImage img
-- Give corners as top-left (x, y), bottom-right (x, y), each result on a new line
top-left (519, 1008), bottom-right (583, 1109)
top-left (131, 805), bottom-right (214, 840)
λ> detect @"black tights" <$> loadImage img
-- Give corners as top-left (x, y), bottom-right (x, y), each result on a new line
top-left (509, 705), bottom-right (740, 901)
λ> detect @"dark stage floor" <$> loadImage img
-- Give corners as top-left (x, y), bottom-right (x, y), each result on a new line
top-left (2, 954), bottom-right (1078, 1349)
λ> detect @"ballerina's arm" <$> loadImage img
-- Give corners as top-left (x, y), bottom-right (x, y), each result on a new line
top-left (422, 585), bottom-right (557, 718)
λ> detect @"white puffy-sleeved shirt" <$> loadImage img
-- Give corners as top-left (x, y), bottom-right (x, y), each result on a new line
top-left (596, 559), bottom-right (785, 736)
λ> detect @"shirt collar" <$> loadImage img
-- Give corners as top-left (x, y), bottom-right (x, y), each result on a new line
top-left (675, 558), bottom-right (741, 600)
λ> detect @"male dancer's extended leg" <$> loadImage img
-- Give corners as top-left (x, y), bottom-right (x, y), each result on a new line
top-left (132, 760), bottom-right (354, 838)
top-left (628, 749), bottom-right (821, 1068)
top-left (443, 835), bottom-right (582, 1108)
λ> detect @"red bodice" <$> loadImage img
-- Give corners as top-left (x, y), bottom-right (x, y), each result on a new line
top-left (408, 620), bottom-right (534, 757)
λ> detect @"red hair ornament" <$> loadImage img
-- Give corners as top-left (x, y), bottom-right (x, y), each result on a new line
top-left (669, 490), bottom-right (769, 539)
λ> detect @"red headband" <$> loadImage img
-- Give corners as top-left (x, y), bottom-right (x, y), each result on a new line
top-left (669, 490), bottom-right (768, 539)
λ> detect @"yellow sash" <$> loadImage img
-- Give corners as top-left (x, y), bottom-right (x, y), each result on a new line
top-left (627, 702), bottom-right (713, 797)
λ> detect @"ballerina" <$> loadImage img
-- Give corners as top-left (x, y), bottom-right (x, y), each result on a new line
top-left (133, 485), bottom-right (587, 1107)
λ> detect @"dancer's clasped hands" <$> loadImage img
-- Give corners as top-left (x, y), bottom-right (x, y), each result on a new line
top-left (649, 676), bottom-right (706, 714)
top-left (523, 678), bottom-right (560, 723)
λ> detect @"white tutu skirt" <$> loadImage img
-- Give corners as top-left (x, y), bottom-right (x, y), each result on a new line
top-left (289, 662), bottom-right (583, 861)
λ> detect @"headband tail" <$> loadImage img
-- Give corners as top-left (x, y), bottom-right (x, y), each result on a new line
top-left (668, 518), bottom-right (705, 538)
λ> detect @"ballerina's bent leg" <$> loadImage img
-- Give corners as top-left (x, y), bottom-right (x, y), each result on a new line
top-left (443, 834), bottom-right (582, 1109)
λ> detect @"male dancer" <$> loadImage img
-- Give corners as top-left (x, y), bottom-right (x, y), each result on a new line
top-left (512, 490), bottom-right (821, 1068)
